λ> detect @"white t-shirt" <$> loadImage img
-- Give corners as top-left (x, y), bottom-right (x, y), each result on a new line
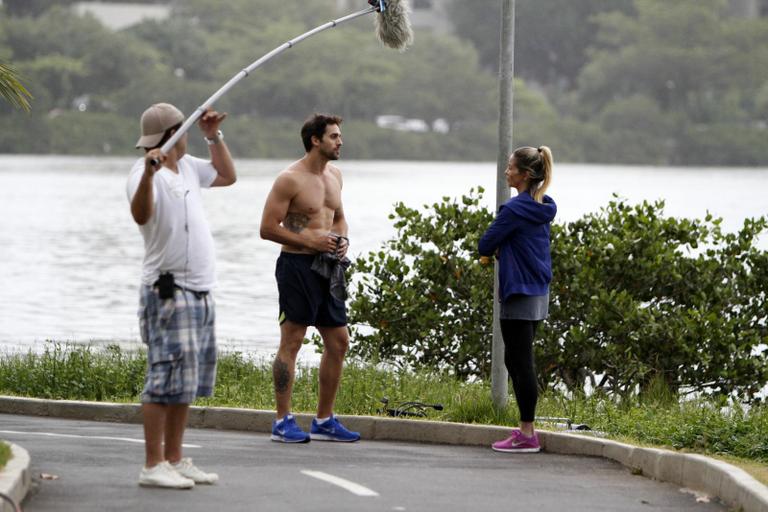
top-left (126, 155), bottom-right (218, 291)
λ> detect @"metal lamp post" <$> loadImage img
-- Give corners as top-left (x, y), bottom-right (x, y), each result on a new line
top-left (491, 0), bottom-right (515, 409)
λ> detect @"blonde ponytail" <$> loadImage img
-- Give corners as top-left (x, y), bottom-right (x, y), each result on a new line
top-left (532, 146), bottom-right (552, 203)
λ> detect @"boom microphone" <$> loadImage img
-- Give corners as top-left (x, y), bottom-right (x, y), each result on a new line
top-left (156, 0), bottom-right (414, 157)
top-left (371, 0), bottom-right (414, 51)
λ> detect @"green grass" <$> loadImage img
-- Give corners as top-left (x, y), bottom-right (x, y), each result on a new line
top-left (0, 343), bottom-right (145, 402)
top-left (0, 441), bottom-right (11, 470)
top-left (1, 343), bottom-right (766, 476)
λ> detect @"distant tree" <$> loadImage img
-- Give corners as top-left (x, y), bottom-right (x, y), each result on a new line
top-left (446, 0), bottom-right (633, 88)
top-left (126, 18), bottom-right (217, 82)
top-left (2, 6), bottom-right (164, 107)
top-left (1, 0), bottom-right (77, 17)
top-left (15, 55), bottom-right (83, 111)
top-left (577, 0), bottom-right (768, 121)
top-left (2, 6), bottom-right (140, 61)
top-left (515, 0), bottom-right (634, 88)
top-left (214, 20), bottom-right (499, 125)
top-left (445, 0), bottom-right (499, 71)
top-left (173, 0), bottom-right (337, 35)
top-left (2, 0), bottom-right (162, 16)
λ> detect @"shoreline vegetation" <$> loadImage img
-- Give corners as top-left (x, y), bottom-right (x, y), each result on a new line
top-left (3, 1), bottom-right (768, 166)
top-left (0, 344), bottom-right (765, 484)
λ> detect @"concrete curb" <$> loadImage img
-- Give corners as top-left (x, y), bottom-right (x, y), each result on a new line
top-left (1, 396), bottom-right (766, 512)
top-left (0, 442), bottom-right (31, 512)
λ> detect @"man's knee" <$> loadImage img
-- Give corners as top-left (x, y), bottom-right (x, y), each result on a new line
top-left (321, 328), bottom-right (349, 356)
top-left (330, 338), bottom-right (349, 356)
top-left (279, 337), bottom-right (303, 356)
top-left (279, 321), bottom-right (307, 355)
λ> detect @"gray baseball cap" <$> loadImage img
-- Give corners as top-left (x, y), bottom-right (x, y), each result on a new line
top-left (135, 103), bottom-right (185, 149)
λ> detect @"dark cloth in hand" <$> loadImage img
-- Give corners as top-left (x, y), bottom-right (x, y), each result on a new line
top-left (311, 252), bottom-right (351, 302)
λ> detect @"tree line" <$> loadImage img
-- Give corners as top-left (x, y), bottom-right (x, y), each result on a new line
top-left (1, 0), bottom-right (767, 164)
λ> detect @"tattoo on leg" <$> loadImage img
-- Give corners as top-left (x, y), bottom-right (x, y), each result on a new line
top-left (284, 213), bottom-right (309, 234)
top-left (273, 357), bottom-right (291, 393)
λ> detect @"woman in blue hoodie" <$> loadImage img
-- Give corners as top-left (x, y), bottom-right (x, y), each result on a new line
top-left (479, 146), bottom-right (556, 453)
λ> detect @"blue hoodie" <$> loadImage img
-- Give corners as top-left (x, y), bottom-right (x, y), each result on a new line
top-left (478, 191), bottom-right (557, 299)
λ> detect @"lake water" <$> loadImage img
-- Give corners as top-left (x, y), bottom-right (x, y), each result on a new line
top-left (1, 155), bottom-right (766, 363)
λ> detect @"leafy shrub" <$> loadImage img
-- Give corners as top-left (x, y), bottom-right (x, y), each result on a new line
top-left (545, 197), bottom-right (768, 399)
top-left (348, 188), bottom-right (494, 378)
top-left (349, 189), bottom-right (768, 399)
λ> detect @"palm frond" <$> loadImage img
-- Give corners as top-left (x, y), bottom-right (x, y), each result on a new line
top-left (0, 61), bottom-right (32, 112)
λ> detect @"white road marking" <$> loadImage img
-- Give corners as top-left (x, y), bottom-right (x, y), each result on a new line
top-left (0, 430), bottom-right (201, 448)
top-left (300, 470), bottom-right (379, 497)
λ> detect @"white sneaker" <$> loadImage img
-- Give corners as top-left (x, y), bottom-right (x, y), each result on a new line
top-left (138, 461), bottom-right (195, 489)
top-left (171, 458), bottom-right (219, 485)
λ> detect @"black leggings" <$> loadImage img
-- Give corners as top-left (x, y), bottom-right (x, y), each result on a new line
top-left (500, 319), bottom-right (540, 422)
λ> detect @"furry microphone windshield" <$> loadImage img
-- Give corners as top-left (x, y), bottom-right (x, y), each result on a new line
top-left (371, 0), bottom-right (414, 51)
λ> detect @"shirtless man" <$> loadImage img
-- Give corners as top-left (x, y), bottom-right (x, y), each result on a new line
top-left (259, 113), bottom-right (360, 443)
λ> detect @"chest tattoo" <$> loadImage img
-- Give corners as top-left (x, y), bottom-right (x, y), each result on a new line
top-left (284, 212), bottom-right (310, 233)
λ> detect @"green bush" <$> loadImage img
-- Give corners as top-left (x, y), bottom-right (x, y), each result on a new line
top-left (348, 189), bottom-right (494, 378)
top-left (348, 189), bottom-right (768, 399)
top-left (547, 198), bottom-right (768, 398)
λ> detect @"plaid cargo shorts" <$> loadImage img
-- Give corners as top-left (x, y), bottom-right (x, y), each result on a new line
top-left (138, 285), bottom-right (217, 404)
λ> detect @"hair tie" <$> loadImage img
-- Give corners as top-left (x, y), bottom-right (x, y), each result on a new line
top-left (537, 147), bottom-right (543, 153)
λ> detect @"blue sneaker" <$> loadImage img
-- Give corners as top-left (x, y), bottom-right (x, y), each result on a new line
top-left (310, 415), bottom-right (361, 442)
top-left (271, 414), bottom-right (310, 443)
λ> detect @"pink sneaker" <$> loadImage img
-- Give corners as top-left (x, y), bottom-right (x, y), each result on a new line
top-left (491, 430), bottom-right (541, 453)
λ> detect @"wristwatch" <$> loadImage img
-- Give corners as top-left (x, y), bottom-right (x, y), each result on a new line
top-left (204, 130), bottom-right (223, 145)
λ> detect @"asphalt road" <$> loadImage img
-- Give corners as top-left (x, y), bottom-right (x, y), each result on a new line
top-left (0, 414), bottom-right (725, 512)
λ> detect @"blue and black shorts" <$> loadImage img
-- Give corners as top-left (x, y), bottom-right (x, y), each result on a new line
top-left (275, 252), bottom-right (347, 327)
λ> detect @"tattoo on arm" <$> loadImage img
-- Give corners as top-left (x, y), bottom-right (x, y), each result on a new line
top-left (284, 213), bottom-right (309, 234)
top-left (273, 357), bottom-right (291, 394)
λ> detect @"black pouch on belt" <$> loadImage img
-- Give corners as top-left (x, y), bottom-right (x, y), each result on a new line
top-left (157, 272), bottom-right (175, 300)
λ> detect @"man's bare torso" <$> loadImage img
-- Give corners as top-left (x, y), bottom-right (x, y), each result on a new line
top-left (281, 161), bottom-right (342, 254)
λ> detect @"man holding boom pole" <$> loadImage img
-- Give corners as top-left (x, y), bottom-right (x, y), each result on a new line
top-left (260, 113), bottom-right (360, 444)
top-left (128, 102), bottom-right (236, 489)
